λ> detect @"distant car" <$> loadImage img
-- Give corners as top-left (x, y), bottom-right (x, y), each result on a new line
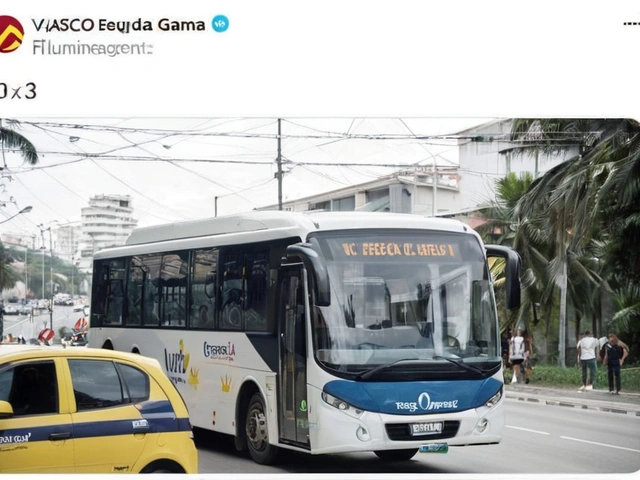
top-left (3, 304), bottom-right (18, 315)
top-left (0, 345), bottom-right (198, 473)
top-left (17, 306), bottom-right (31, 316)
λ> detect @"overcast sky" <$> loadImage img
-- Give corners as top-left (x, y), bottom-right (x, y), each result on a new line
top-left (0, 117), bottom-right (493, 239)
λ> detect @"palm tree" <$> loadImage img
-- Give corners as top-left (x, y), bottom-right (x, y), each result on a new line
top-left (0, 118), bottom-right (39, 167)
top-left (476, 172), bottom-right (552, 334)
top-left (0, 119), bottom-right (39, 298)
top-left (508, 118), bottom-right (640, 363)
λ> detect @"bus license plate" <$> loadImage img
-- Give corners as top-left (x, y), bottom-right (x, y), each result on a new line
top-left (410, 422), bottom-right (443, 436)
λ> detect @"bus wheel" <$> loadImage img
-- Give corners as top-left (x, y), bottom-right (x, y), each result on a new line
top-left (374, 449), bottom-right (418, 461)
top-left (245, 393), bottom-right (279, 464)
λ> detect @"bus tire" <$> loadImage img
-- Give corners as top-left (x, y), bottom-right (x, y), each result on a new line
top-left (374, 448), bottom-right (418, 461)
top-left (245, 393), bottom-right (279, 465)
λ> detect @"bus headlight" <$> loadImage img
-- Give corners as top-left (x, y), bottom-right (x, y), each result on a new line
top-left (484, 388), bottom-right (502, 408)
top-left (321, 392), bottom-right (364, 418)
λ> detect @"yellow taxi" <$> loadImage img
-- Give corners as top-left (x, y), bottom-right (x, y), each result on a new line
top-left (0, 344), bottom-right (198, 473)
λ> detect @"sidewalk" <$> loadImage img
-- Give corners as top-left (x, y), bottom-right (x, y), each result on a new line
top-left (505, 383), bottom-right (640, 416)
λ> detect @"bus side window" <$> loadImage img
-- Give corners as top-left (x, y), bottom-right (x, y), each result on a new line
top-left (159, 253), bottom-right (188, 327)
top-left (190, 249), bottom-right (218, 330)
top-left (245, 252), bottom-right (268, 332)
top-left (221, 254), bottom-right (243, 330)
top-left (90, 260), bottom-right (110, 326)
top-left (126, 261), bottom-right (144, 326)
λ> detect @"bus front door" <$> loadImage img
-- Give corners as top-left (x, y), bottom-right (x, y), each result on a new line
top-left (277, 268), bottom-right (310, 448)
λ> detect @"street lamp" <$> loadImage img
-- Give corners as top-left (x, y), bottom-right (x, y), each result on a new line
top-left (24, 246), bottom-right (28, 303)
top-left (0, 205), bottom-right (33, 225)
top-left (38, 223), bottom-right (55, 331)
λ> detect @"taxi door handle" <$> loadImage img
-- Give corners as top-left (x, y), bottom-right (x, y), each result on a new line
top-left (49, 432), bottom-right (72, 440)
top-left (133, 425), bottom-right (150, 434)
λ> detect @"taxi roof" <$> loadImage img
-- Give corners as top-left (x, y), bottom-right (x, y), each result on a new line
top-left (0, 344), bottom-right (160, 369)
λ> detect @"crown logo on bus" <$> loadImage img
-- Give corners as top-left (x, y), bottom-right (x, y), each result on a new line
top-left (188, 368), bottom-right (199, 390)
top-left (221, 375), bottom-right (232, 392)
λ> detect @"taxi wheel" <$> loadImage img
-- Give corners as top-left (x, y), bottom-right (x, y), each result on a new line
top-left (245, 393), bottom-right (280, 464)
top-left (374, 448), bottom-right (419, 461)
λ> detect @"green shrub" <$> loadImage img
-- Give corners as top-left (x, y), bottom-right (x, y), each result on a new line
top-left (506, 364), bottom-right (640, 392)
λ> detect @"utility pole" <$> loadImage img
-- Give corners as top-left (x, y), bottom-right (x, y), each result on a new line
top-left (48, 229), bottom-right (54, 331)
top-left (558, 255), bottom-right (568, 367)
top-left (24, 247), bottom-right (28, 303)
top-left (71, 256), bottom-right (74, 300)
top-left (38, 223), bottom-right (54, 331)
top-left (432, 161), bottom-right (437, 217)
top-left (40, 233), bottom-right (45, 300)
top-left (276, 118), bottom-right (283, 210)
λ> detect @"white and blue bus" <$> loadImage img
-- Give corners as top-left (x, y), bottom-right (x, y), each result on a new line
top-left (88, 210), bottom-right (520, 464)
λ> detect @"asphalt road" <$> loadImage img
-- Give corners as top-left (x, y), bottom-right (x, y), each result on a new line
top-left (195, 397), bottom-right (640, 475)
top-left (2, 305), bottom-right (84, 340)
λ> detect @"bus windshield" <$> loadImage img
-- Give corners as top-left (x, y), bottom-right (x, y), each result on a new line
top-left (308, 230), bottom-right (500, 379)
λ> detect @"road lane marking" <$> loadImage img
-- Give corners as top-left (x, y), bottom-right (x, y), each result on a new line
top-left (560, 436), bottom-right (640, 453)
top-left (506, 426), bottom-right (550, 435)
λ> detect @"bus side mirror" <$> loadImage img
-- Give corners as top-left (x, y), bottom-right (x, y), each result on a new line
top-left (286, 243), bottom-right (331, 307)
top-left (485, 245), bottom-right (521, 309)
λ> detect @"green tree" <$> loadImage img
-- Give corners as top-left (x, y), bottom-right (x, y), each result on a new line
top-left (0, 119), bottom-right (39, 295)
top-left (0, 119), bottom-right (39, 167)
top-left (0, 243), bottom-right (18, 291)
top-left (509, 118), bottom-right (640, 363)
top-left (477, 172), bottom-right (553, 338)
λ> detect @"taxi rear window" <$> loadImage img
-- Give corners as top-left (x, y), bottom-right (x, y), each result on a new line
top-left (69, 360), bottom-right (149, 411)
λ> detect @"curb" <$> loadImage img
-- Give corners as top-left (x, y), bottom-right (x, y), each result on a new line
top-left (506, 392), bottom-right (640, 417)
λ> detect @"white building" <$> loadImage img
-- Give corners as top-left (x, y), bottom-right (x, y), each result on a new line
top-left (77, 194), bottom-right (138, 274)
top-left (455, 119), bottom-right (580, 210)
top-left (258, 168), bottom-right (462, 216)
top-left (54, 224), bottom-right (82, 261)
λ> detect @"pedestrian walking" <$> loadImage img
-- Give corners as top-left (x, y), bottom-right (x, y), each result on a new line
top-left (509, 328), bottom-right (525, 384)
top-left (602, 333), bottom-right (628, 395)
top-left (577, 330), bottom-right (599, 391)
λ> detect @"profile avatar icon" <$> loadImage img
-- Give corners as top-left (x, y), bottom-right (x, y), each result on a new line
top-left (0, 16), bottom-right (24, 53)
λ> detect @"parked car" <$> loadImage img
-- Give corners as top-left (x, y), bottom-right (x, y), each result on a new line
top-left (3, 304), bottom-right (18, 315)
top-left (0, 345), bottom-right (198, 473)
top-left (17, 305), bottom-right (32, 316)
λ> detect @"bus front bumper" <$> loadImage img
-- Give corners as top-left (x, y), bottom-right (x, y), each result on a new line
top-left (306, 393), bottom-right (504, 455)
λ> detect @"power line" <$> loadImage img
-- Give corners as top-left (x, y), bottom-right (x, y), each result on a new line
top-left (19, 119), bottom-right (550, 142)
top-left (88, 159), bottom-right (194, 222)
top-left (5, 151), bottom-right (470, 171)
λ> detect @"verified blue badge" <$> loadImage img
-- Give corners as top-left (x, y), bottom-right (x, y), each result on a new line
top-left (212, 15), bottom-right (229, 32)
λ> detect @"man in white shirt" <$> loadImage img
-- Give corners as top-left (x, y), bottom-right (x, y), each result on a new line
top-left (577, 330), bottom-right (599, 391)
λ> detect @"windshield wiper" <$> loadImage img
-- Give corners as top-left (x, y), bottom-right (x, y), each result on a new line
top-left (432, 355), bottom-right (489, 375)
top-left (355, 358), bottom-right (422, 381)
